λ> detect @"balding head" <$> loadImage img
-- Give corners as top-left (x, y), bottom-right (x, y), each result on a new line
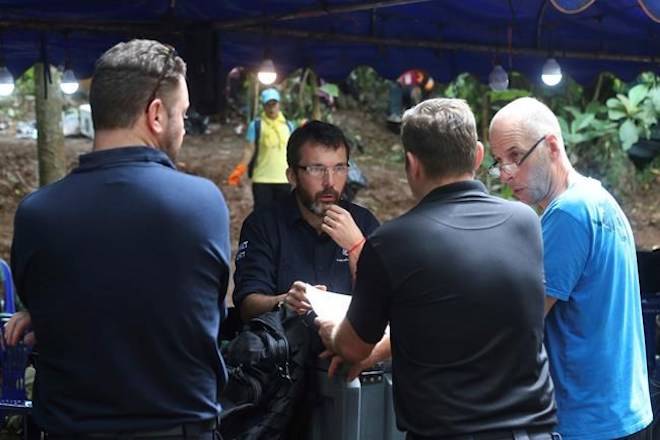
top-left (490, 97), bottom-right (564, 148)
top-left (488, 97), bottom-right (573, 209)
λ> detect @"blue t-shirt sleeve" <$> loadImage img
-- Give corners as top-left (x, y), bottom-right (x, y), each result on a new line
top-left (541, 208), bottom-right (590, 301)
top-left (245, 120), bottom-right (257, 143)
top-left (232, 213), bottom-right (278, 307)
top-left (346, 239), bottom-right (391, 344)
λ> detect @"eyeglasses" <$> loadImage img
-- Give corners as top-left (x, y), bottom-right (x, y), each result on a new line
top-left (488, 135), bottom-right (546, 178)
top-left (297, 164), bottom-right (349, 178)
top-left (144, 45), bottom-right (177, 113)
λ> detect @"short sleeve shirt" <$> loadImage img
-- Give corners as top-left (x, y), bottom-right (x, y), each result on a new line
top-left (347, 180), bottom-right (556, 437)
top-left (11, 147), bottom-right (231, 433)
top-left (542, 176), bottom-right (652, 439)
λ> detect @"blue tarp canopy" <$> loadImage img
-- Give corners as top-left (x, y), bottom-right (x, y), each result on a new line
top-left (1, 0), bottom-right (659, 86)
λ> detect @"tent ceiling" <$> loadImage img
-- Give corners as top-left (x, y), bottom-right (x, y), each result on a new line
top-left (0, 0), bottom-right (658, 85)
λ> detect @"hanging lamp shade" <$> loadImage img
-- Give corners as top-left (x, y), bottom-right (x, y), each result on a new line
top-left (60, 68), bottom-right (79, 94)
top-left (541, 58), bottom-right (562, 86)
top-left (0, 65), bottom-right (15, 96)
top-left (488, 65), bottom-right (509, 91)
top-left (257, 58), bottom-right (277, 85)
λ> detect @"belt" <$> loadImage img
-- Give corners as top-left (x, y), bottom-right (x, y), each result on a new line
top-left (408, 428), bottom-right (562, 440)
top-left (47, 418), bottom-right (218, 439)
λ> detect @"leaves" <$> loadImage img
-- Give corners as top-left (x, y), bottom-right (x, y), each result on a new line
top-left (649, 88), bottom-right (660, 114)
top-left (319, 83), bottom-right (339, 98)
top-left (629, 84), bottom-right (649, 108)
top-left (619, 119), bottom-right (639, 151)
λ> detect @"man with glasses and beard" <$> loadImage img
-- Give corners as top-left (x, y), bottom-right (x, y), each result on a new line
top-left (5, 39), bottom-right (230, 439)
top-left (489, 97), bottom-right (652, 440)
top-left (233, 121), bottom-right (379, 324)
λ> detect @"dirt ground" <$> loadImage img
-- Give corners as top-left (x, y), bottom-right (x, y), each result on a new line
top-left (1, 109), bottom-right (658, 281)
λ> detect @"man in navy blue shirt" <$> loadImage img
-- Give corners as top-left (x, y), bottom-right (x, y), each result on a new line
top-left (233, 121), bottom-right (380, 322)
top-left (5, 39), bottom-right (230, 439)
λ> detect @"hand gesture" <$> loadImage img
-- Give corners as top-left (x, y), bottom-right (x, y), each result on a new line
top-left (321, 205), bottom-right (363, 251)
top-left (319, 350), bottom-right (370, 381)
top-left (3, 310), bottom-right (36, 347)
top-left (284, 281), bottom-right (313, 315)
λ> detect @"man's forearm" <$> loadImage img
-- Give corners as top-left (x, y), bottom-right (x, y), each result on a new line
top-left (365, 334), bottom-right (391, 365)
top-left (332, 318), bottom-right (375, 364)
top-left (239, 142), bottom-right (256, 165)
top-left (240, 292), bottom-right (286, 321)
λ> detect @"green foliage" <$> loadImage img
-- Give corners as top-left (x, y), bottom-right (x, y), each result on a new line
top-left (342, 66), bottom-right (391, 115)
top-left (606, 84), bottom-right (658, 150)
top-left (278, 68), bottom-right (340, 122)
top-left (558, 102), bottom-right (617, 148)
top-left (0, 67), bottom-right (36, 122)
top-left (442, 73), bottom-right (488, 127)
top-left (15, 67), bottom-right (35, 96)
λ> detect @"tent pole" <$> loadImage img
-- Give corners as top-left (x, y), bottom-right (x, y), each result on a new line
top-left (242, 27), bottom-right (659, 64)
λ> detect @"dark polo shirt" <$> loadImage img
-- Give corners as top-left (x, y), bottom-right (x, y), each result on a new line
top-left (233, 191), bottom-right (379, 306)
top-left (11, 147), bottom-right (231, 434)
top-left (347, 180), bottom-right (556, 437)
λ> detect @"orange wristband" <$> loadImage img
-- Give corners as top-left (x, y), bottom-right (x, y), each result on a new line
top-left (347, 237), bottom-right (366, 255)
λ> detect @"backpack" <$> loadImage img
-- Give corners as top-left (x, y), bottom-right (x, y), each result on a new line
top-left (248, 118), bottom-right (295, 178)
top-left (219, 306), bottom-right (320, 440)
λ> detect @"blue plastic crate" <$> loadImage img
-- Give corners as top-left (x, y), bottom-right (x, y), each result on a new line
top-left (0, 259), bottom-right (32, 417)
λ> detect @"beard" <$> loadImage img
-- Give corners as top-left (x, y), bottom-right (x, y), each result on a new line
top-left (297, 186), bottom-right (342, 216)
top-left (160, 119), bottom-right (183, 161)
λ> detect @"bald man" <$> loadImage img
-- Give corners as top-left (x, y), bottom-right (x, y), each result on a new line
top-left (489, 97), bottom-right (653, 440)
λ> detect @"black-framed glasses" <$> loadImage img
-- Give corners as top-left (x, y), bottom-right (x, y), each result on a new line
top-left (488, 135), bottom-right (546, 178)
top-left (144, 45), bottom-right (177, 113)
top-left (297, 164), bottom-right (349, 178)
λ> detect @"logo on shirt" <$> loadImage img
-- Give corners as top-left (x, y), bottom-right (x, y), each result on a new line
top-left (236, 240), bottom-right (248, 261)
top-left (337, 248), bottom-right (349, 263)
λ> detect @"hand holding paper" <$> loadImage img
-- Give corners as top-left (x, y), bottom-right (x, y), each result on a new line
top-left (304, 283), bottom-right (351, 323)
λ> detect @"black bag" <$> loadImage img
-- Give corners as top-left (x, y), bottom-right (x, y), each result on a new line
top-left (219, 307), bottom-right (319, 440)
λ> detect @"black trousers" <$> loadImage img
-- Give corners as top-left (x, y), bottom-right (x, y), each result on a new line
top-left (252, 183), bottom-right (291, 210)
top-left (45, 419), bottom-right (221, 440)
top-left (47, 434), bottom-right (218, 440)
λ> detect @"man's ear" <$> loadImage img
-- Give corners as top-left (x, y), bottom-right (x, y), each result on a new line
top-left (474, 141), bottom-right (485, 172)
top-left (545, 134), bottom-right (562, 159)
top-left (286, 167), bottom-right (297, 188)
top-left (405, 151), bottom-right (422, 179)
top-left (145, 98), bottom-right (166, 135)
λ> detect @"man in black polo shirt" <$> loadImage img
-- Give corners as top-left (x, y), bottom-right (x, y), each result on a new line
top-left (317, 99), bottom-right (557, 439)
top-left (233, 120), bottom-right (379, 322)
top-left (5, 40), bottom-right (229, 439)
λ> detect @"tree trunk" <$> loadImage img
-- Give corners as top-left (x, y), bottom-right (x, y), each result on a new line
top-left (34, 63), bottom-right (65, 186)
top-left (309, 69), bottom-right (321, 120)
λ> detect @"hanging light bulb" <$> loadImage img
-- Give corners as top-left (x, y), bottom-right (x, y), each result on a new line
top-left (257, 58), bottom-right (277, 85)
top-left (541, 58), bottom-right (562, 86)
top-left (60, 68), bottom-right (79, 94)
top-left (0, 65), bottom-right (15, 97)
top-left (488, 64), bottom-right (509, 91)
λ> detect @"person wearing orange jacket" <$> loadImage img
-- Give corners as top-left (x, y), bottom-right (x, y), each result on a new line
top-left (228, 88), bottom-right (295, 209)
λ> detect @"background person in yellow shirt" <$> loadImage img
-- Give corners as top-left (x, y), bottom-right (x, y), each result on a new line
top-left (228, 88), bottom-right (295, 209)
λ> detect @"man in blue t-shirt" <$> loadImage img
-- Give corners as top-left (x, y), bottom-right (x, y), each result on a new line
top-left (489, 97), bottom-right (653, 440)
top-left (5, 40), bottom-right (230, 439)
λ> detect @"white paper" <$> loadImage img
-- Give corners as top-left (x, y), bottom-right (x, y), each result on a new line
top-left (304, 284), bottom-right (351, 323)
